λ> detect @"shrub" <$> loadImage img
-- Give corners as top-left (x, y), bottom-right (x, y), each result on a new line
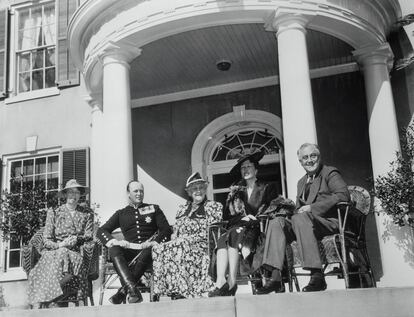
top-left (374, 124), bottom-right (414, 228)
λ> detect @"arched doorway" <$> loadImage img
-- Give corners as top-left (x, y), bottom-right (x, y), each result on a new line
top-left (191, 109), bottom-right (285, 205)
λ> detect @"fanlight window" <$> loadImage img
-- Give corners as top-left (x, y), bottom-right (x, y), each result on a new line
top-left (211, 129), bottom-right (281, 161)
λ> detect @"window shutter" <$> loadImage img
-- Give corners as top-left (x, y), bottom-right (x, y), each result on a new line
top-left (56, 0), bottom-right (80, 88)
top-left (0, 9), bottom-right (8, 98)
top-left (62, 148), bottom-right (89, 187)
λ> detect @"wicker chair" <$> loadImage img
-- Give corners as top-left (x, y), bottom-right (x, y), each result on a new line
top-left (23, 227), bottom-right (100, 307)
top-left (286, 185), bottom-right (376, 290)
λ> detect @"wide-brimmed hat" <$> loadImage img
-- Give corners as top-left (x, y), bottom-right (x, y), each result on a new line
top-left (186, 172), bottom-right (207, 188)
top-left (60, 179), bottom-right (89, 195)
top-left (229, 150), bottom-right (265, 178)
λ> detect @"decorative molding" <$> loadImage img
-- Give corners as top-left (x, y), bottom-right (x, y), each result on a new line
top-left (191, 110), bottom-right (283, 178)
top-left (353, 42), bottom-right (394, 72)
top-left (99, 41), bottom-right (142, 67)
top-left (68, 0), bottom-right (397, 97)
top-left (265, 9), bottom-right (315, 35)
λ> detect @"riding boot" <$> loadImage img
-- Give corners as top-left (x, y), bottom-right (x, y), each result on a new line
top-left (132, 259), bottom-right (150, 284)
top-left (112, 256), bottom-right (143, 303)
top-left (108, 287), bottom-right (127, 305)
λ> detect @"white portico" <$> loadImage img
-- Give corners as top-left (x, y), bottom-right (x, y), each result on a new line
top-left (68, 0), bottom-right (413, 287)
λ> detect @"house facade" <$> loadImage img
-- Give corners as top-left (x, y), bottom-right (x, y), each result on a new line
top-left (0, 0), bottom-right (414, 308)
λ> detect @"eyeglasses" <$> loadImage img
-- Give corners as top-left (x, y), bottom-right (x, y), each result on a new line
top-left (240, 165), bottom-right (255, 170)
top-left (188, 184), bottom-right (207, 192)
top-left (300, 153), bottom-right (319, 161)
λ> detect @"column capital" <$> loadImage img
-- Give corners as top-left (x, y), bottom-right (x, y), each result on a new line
top-left (352, 43), bottom-right (394, 71)
top-left (99, 40), bottom-right (142, 68)
top-left (85, 91), bottom-right (103, 111)
top-left (265, 10), bottom-right (315, 36)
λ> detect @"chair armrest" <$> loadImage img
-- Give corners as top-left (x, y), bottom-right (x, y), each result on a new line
top-left (22, 244), bottom-right (40, 276)
top-left (209, 221), bottom-right (229, 228)
top-left (80, 240), bottom-right (100, 281)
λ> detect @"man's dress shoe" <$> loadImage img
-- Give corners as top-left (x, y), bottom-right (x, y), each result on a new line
top-left (302, 276), bottom-right (327, 292)
top-left (256, 280), bottom-right (285, 295)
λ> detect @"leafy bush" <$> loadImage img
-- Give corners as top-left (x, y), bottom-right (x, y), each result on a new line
top-left (0, 184), bottom-right (59, 244)
top-left (375, 124), bottom-right (414, 228)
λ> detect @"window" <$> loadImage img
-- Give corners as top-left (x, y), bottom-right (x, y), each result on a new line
top-left (9, 154), bottom-right (60, 198)
top-left (0, 0), bottom-right (80, 101)
top-left (208, 128), bottom-right (285, 206)
top-left (5, 153), bottom-right (60, 270)
top-left (15, 2), bottom-right (56, 93)
top-left (1, 147), bottom-right (89, 276)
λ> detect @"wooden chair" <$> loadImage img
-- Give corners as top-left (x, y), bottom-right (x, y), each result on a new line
top-left (286, 185), bottom-right (376, 290)
top-left (97, 232), bottom-right (155, 305)
top-left (208, 220), bottom-right (266, 294)
top-left (22, 227), bottom-right (100, 307)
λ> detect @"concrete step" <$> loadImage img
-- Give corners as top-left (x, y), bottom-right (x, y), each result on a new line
top-left (3, 287), bottom-right (414, 317)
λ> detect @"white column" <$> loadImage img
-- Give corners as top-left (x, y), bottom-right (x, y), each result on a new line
top-left (354, 43), bottom-right (414, 286)
top-left (267, 14), bottom-right (317, 199)
top-left (85, 92), bottom-right (103, 210)
top-left (94, 42), bottom-right (141, 221)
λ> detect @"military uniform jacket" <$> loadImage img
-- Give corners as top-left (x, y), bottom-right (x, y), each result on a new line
top-left (98, 203), bottom-right (172, 245)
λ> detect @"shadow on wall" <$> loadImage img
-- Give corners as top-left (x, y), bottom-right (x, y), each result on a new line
top-left (382, 217), bottom-right (414, 269)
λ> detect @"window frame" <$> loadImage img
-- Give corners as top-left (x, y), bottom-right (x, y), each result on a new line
top-left (6, 0), bottom-right (60, 102)
top-left (0, 146), bottom-right (61, 280)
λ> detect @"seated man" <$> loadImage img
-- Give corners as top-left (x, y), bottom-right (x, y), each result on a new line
top-left (257, 143), bottom-right (350, 294)
top-left (97, 181), bottom-right (172, 304)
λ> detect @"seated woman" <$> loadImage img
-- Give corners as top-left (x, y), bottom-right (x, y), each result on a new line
top-left (152, 173), bottom-right (222, 298)
top-left (208, 151), bottom-right (279, 297)
top-left (28, 179), bottom-right (94, 307)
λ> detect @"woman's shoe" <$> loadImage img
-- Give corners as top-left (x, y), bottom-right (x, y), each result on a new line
top-left (171, 293), bottom-right (186, 300)
top-left (208, 283), bottom-right (229, 297)
top-left (227, 284), bottom-right (238, 296)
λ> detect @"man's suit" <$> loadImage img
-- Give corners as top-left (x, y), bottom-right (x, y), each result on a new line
top-left (262, 165), bottom-right (350, 271)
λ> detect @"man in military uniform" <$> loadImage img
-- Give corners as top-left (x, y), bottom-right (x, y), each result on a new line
top-left (98, 181), bottom-right (172, 304)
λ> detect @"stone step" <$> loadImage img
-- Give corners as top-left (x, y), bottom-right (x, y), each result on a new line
top-left (3, 287), bottom-right (414, 317)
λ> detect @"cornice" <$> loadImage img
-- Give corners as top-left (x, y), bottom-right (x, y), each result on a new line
top-left (68, 0), bottom-right (401, 96)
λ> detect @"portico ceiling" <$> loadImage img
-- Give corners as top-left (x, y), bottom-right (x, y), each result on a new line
top-left (129, 23), bottom-right (354, 100)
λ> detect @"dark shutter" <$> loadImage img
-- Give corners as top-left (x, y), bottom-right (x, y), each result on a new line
top-left (62, 148), bottom-right (89, 187)
top-left (0, 9), bottom-right (8, 98)
top-left (56, 0), bottom-right (80, 88)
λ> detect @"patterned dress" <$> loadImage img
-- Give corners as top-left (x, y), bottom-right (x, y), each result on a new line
top-left (28, 205), bottom-right (93, 304)
top-left (152, 200), bottom-right (222, 298)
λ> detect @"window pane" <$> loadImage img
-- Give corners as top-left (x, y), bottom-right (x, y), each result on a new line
top-left (32, 70), bottom-right (43, 90)
top-left (35, 157), bottom-right (46, 174)
top-left (18, 9), bottom-right (30, 30)
top-left (10, 179), bottom-right (21, 193)
top-left (48, 155), bottom-right (59, 173)
top-left (45, 67), bottom-right (55, 88)
top-left (10, 161), bottom-right (22, 178)
top-left (9, 238), bottom-right (20, 249)
top-left (47, 173), bottom-right (59, 190)
top-left (23, 159), bottom-right (34, 176)
top-left (9, 251), bottom-right (21, 268)
top-left (45, 48), bottom-right (55, 67)
top-left (18, 72), bottom-right (31, 93)
top-left (35, 174), bottom-right (46, 189)
top-left (22, 176), bottom-right (33, 190)
top-left (32, 49), bottom-right (43, 69)
top-left (18, 52), bottom-right (31, 72)
top-left (43, 3), bottom-right (56, 45)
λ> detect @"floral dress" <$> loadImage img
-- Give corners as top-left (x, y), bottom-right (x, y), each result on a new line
top-left (28, 205), bottom-right (93, 304)
top-left (152, 200), bottom-right (222, 298)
